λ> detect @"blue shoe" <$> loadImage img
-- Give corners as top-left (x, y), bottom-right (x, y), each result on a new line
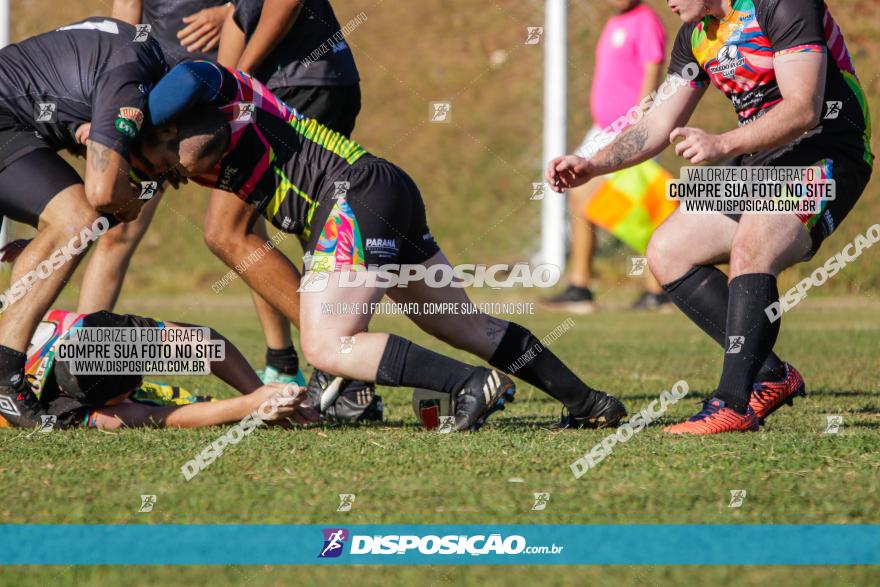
top-left (258, 366), bottom-right (306, 387)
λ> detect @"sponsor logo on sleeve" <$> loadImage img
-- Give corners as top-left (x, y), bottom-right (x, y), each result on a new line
top-left (116, 107), bottom-right (144, 138)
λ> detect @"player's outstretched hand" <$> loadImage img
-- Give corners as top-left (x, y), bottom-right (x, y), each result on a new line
top-left (254, 383), bottom-right (319, 426)
top-left (545, 155), bottom-right (594, 193)
top-left (178, 4), bottom-right (231, 53)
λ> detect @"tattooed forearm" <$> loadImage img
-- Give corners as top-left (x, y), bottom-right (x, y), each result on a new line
top-left (596, 122), bottom-right (649, 169)
top-left (485, 316), bottom-right (508, 344)
top-left (88, 141), bottom-right (111, 173)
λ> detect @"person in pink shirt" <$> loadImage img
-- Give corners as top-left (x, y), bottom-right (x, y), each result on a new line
top-left (542, 0), bottom-right (666, 313)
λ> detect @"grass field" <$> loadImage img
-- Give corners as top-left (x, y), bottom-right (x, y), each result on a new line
top-left (1, 294), bottom-right (879, 584)
top-left (1, 0), bottom-right (879, 584)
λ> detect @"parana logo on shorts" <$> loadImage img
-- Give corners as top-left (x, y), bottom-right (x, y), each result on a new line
top-left (365, 238), bottom-right (399, 258)
top-left (709, 44), bottom-right (744, 80)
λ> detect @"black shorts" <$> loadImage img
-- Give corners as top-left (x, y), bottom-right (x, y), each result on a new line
top-left (738, 139), bottom-right (873, 257)
top-left (0, 112), bottom-right (82, 226)
top-left (279, 156), bottom-right (440, 270)
top-left (273, 84), bottom-right (361, 138)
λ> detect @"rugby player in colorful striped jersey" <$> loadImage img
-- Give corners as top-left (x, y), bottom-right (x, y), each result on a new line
top-left (547, 0), bottom-right (872, 433)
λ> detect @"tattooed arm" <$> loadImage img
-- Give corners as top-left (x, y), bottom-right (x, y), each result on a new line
top-left (84, 140), bottom-right (143, 222)
top-left (546, 76), bottom-right (706, 193)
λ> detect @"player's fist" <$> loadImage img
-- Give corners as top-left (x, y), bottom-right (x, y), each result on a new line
top-left (545, 155), bottom-right (595, 193)
top-left (75, 123), bottom-right (91, 145)
top-left (670, 127), bottom-right (730, 165)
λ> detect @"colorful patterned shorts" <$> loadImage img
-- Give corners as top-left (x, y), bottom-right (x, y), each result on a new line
top-left (300, 156), bottom-right (440, 272)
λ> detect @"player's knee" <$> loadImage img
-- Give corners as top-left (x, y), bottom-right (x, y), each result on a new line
top-left (53, 204), bottom-right (100, 245)
top-left (300, 333), bottom-right (338, 373)
top-left (203, 225), bottom-right (236, 264)
top-left (40, 188), bottom-right (95, 230)
top-left (202, 223), bottom-right (223, 253)
top-left (646, 231), bottom-right (679, 282)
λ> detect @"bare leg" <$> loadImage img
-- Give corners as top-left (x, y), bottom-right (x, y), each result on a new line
top-left (385, 252), bottom-right (507, 360)
top-left (728, 213), bottom-right (811, 278)
top-left (646, 208), bottom-right (737, 283)
top-left (249, 217), bottom-right (294, 348)
top-left (0, 185), bottom-right (98, 351)
top-left (385, 251), bottom-right (616, 416)
top-left (77, 191), bottom-right (163, 313)
top-left (204, 188), bottom-right (301, 331)
top-left (298, 271), bottom-right (387, 381)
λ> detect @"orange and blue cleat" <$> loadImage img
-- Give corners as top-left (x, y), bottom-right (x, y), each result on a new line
top-left (749, 363), bottom-right (806, 422)
top-left (663, 398), bottom-right (759, 435)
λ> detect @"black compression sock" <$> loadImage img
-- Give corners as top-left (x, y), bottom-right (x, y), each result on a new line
top-left (375, 335), bottom-right (475, 394)
top-left (715, 274), bottom-right (782, 413)
top-left (488, 322), bottom-right (599, 414)
top-left (266, 345), bottom-right (299, 375)
top-left (663, 265), bottom-right (786, 381)
top-left (0, 345), bottom-right (25, 386)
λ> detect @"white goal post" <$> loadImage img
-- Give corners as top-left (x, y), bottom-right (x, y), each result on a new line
top-left (539, 0), bottom-right (567, 272)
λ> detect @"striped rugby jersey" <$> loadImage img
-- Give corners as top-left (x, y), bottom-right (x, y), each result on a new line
top-left (668, 0), bottom-right (872, 167)
top-left (191, 62), bottom-right (367, 239)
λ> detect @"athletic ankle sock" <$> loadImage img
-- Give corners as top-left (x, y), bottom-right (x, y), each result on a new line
top-left (375, 335), bottom-right (475, 394)
top-left (663, 265), bottom-right (786, 381)
top-left (488, 322), bottom-right (599, 414)
top-left (265, 345), bottom-right (299, 375)
top-left (714, 274), bottom-right (782, 413)
top-left (0, 345), bottom-right (25, 386)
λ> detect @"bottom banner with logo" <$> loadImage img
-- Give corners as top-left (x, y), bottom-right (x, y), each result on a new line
top-left (1, 524), bottom-right (878, 564)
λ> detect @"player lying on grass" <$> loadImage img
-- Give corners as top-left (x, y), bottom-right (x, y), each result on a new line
top-left (547, 0), bottom-right (872, 434)
top-left (0, 18), bottom-right (172, 427)
top-left (0, 309), bottom-right (312, 430)
top-left (131, 60), bottom-right (627, 431)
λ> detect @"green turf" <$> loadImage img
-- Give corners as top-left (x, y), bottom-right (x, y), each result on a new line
top-left (3, 3), bottom-right (880, 583)
top-left (1, 298), bottom-right (878, 585)
top-left (1, 565), bottom-right (879, 587)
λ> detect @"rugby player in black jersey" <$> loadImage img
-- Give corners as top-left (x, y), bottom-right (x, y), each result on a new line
top-left (0, 18), bottom-right (169, 427)
top-left (91, 0), bottom-right (363, 394)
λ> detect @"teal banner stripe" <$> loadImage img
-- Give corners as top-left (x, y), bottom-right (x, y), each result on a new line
top-left (1, 525), bottom-right (878, 565)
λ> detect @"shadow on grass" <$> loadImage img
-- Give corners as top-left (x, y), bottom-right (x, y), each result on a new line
top-left (808, 387), bottom-right (880, 398)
